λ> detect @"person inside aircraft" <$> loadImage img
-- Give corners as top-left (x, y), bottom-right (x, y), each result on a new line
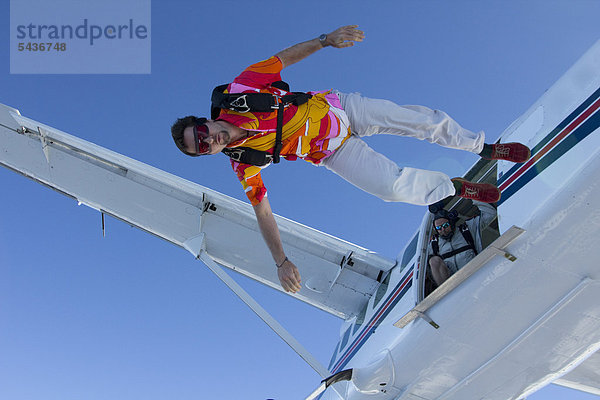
top-left (427, 200), bottom-right (496, 286)
top-left (171, 25), bottom-right (531, 294)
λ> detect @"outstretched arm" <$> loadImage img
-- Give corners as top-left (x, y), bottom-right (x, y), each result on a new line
top-left (473, 200), bottom-right (497, 228)
top-left (275, 25), bottom-right (365, 69)
top-left (253, 197), bottom-right (302, 293)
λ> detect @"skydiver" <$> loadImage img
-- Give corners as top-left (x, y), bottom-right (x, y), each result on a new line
top-left (427, 200), bottom-right (496, 287)
top-left (171, 25), bottom-right (531, 293)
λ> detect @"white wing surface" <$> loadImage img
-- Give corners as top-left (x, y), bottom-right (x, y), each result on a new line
top-left (0, 103), bottom-right (395, 319)
top-left (553, 351), bottom-right (600, 396)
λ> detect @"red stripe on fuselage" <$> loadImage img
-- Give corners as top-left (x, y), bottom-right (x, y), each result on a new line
top-left (499, 97), bottom-right (600, 192)
top-left (332, 271), bottom-right (414, 372)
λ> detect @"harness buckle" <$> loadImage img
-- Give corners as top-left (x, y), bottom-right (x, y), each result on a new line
top-left (230, 95), bottom-right (251, 113)
top-left (225, 148), bottom-right (244, 162)
top-left (270, 94), bottom-right (282, 110)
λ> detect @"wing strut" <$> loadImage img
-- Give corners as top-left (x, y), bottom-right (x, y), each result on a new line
top-left (190, 233), bottom-right (330, 378)
top-left (305, 369), bottom-right (352, 400)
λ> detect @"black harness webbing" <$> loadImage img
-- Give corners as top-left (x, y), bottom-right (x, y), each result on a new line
top-left (221, 147), bottom-right (272, 166)
top-left (439, 245), bottom-right (475, 260)
top-left (273, 102), bottom-right (285, 163)
top-left (211, 82), bottom-right (312, 165)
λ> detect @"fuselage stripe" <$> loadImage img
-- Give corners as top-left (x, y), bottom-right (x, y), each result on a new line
top-left (498, 86), bottom-right (600, 187)
top-left (496, 87), bottom-right (600, 205)
top-left (499, 109), bottom-right (600, 203)
top-left (499, 96), bottom-right (600, 192)
top-left (331, 269), bottom-right (414, 373)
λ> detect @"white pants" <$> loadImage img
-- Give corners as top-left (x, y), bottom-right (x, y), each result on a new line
top-left (321, 92), bottom-right (485, 205)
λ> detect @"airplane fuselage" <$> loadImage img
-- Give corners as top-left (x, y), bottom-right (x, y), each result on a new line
top-left (323, 40), bottom-right (600, 400)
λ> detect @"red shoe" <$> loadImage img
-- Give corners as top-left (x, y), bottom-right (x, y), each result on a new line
top-left (482, 142), bottom-right (531, 163)
top-left (452, 178), bottom-right (500, 203)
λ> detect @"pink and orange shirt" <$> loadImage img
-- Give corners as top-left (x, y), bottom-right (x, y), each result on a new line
top-left (218, 56), bottom-right (351, 206)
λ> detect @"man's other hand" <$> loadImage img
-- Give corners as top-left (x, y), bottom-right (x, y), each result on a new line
top-left (277, 259), bottom-right (302, 293)
top-left (325, 25), bottom-right (365, 48)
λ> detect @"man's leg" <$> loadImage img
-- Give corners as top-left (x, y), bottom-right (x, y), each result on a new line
top-left (429, 256), bottom-right (452, 286)
top-left (328, 92), bottom-right (503, 203)
top-left (336, 91), bottom-right (485, 153)
top-left (321, 136), bottom-right (456, 205)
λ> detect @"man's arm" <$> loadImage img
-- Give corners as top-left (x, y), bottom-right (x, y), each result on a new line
top-left (275, 25), bottom-right (365, 69)
top-left (253, 197), bottom-right (302, 293)
top-left (473, 200), bottom-right (497, 228)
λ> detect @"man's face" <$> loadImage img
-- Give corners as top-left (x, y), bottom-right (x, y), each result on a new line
top-left (434, 217), bottom-right (454, 239)
top-left (182, 121), bottom-right (231, 156)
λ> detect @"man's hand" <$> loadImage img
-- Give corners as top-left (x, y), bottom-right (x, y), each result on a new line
top-left (323, 25), bottom-right (365, 48)
top-left (276, 25), bottom-right (365, 68)
top-left (277, 259), bottom-right (302, 293)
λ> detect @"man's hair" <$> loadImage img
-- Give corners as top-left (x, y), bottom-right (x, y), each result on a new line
top-left (432, 209), bottom-right (458, 232)
top-left (171, 115), bottom-right (205, 157)
top-left (433, 209), bottom-right (456, 221)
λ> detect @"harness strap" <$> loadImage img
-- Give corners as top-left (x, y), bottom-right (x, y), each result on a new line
top-left (439, 245), bottom-right (475, 260)
top-left (459, 223), bottom-right (478, 256)
top-left (222, 147), bottom-right (272, 166)
top-left (211, 84), bottom-right (312, 117)
top-left (273, 102), bottom-right (284, 163)
top-left (431, 236), bottom-right (439, 257)
top-left (213, 90), bottom-right (312, 114)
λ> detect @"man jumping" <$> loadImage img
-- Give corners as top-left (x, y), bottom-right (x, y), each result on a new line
top-left (171, 25), bottom-right (530, 293)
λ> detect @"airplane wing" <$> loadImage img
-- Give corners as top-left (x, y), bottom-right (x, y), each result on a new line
top-left (552, 350), bottom-right (600, 396)
top-left (0, 102), bottom-right (395, 320)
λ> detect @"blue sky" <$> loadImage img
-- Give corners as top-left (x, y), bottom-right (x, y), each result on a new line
top-left (2, 1), bottom-right (600, 399)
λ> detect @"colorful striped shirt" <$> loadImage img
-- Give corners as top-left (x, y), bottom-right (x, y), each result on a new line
top-left (218, 56), bottom-right (351, 206)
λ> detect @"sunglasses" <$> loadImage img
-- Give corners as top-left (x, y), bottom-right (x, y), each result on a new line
top-left (434, 222), bottom-right (451, 230)
top-left (193, 124), bottom-right (211, 155)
